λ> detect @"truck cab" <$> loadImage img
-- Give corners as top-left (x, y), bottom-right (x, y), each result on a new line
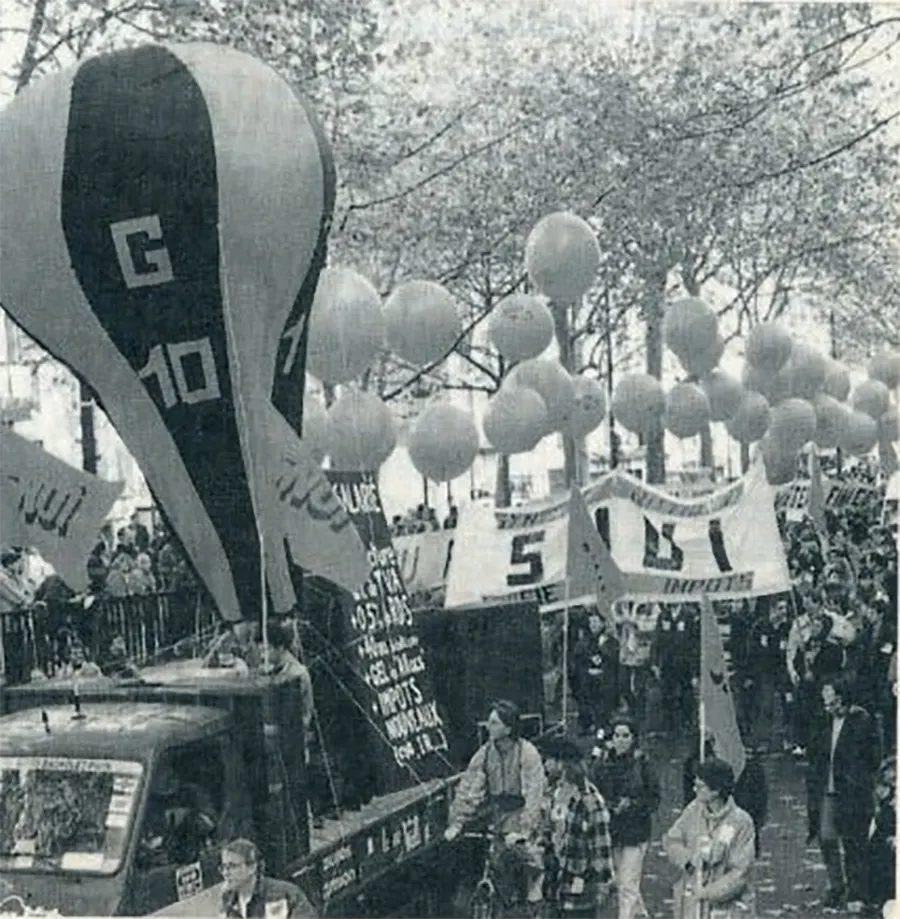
top-left (0, 661), bottom-right (307, 916)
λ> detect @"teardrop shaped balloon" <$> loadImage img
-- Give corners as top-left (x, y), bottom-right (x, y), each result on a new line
top-left (0, 44), bottom-right (368, 617)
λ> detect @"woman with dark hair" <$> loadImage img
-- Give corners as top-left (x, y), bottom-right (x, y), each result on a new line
top-left (445, 700), bottom-right (547, 914)
top-left (663, 757), bottom-right (756, 919)
top-left (591, 715), bottom-right (660, 919)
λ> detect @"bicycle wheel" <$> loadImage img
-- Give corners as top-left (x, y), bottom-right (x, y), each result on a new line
top-left (470, 879), bottom-right (497, 919)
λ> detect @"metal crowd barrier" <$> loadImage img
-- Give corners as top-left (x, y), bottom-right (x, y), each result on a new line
top-left (0, 590), bottom-right (218, 685)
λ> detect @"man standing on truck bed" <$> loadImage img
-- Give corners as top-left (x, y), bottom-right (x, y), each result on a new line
top-left (220, 838), bottom-right (315, 918)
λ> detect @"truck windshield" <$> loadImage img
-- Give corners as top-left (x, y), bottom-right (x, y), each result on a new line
top-left (0, 756), bottom-right (143, 875)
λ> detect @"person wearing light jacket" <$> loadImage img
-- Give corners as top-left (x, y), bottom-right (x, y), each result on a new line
top-left (445, 700), bottom-right (547, 911)
top-left (663, 757), bottom-right (756, 919)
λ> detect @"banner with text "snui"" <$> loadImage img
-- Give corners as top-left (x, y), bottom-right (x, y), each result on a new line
top-left (0, 430), bottom-right (124, 590)
top-left (445, 458), bottom-right (790, 608)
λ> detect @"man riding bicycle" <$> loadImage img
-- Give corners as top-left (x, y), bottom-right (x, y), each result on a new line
top-left (445, 701), bottom-right (548, 915)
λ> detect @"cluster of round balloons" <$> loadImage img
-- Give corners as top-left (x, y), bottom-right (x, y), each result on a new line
top-left (608, 298), bottom-right (899, 486)
top-left (305, 210), bottom-right (609, 481)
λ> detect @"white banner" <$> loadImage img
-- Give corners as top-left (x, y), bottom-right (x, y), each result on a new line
top-left (394, 530), bottom-right (454, 595)
top-left (445, 458), bottom-right (790, 608)
top-left (775, 476), bottom-right (884, 522)
top-left (0, 429), bottom-right (124, 590)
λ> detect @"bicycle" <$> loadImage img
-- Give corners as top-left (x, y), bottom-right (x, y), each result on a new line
top-left (462, 827), bottom-right (532, 919)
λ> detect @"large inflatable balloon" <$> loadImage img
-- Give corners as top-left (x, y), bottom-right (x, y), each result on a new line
top-left (822, 359), bottom-right (852, 402)
top-left (383, 280), bottom-right (461, 367)
top-left (407, 404), bottom-right (479, 482)
top-left (745, 322), bottom-right (793, 374)
top-left (880, 406), bottom-right (899, 442)
top-left (767, 398), bottom-right (817, 452)
top-left (812, 394), bottom-right (848, 451)
top-left (838, 410), bottom-right (879, 456)
top-left (851, 379), bottom-right (892, 420)
top-left (305, 266), bottom-right (384, 384)
top-left (682, 333), bottom-right (724, 378)
top-left (760, 437), bottom-right (798, 486)
top-left (725, 391), bottom-right (771, 444)
top-left (525, 211), bottom-right (600, 302)
top-left (742, 362), bottom-right (791, 406)
top-left (868, 349), bottom-right (900, 389)
top-left (507, 358), bottom-right (577, 431)
top-left (488, 293), bottom-right (554, 362)
top-left (324, 390), bottom-right (396, 472)
top-left (702, 370), bottom-right (743, 422)
top-left (482, 386), bottom-right (548, 455)
top-left (663, 297), bottom-right (719, 366)
top-left (665, 383), bottom-right (711, 439)
top-left (566, 376), bottom-right (608, 437)
top-left (0, 43), bottom-right (370, 619)
top-left (783, 343), bottom-right (828, 401)
top-left (611, 373), bottom-right (665, 435)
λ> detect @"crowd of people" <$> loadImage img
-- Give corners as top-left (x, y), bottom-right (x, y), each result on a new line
top-left (445, 460), bottom-right (896, 918)
top-left (389, 503), bottom-right (459, 536)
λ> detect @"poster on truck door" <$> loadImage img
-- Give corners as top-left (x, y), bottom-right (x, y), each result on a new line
top-left (445, 457), bottom-right (790, 608)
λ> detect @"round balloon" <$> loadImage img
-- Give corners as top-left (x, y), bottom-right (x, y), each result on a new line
top-left (566, 375), bottom-right (608, 437)
top-left (812, 394), bottom-right (848, 450)
top-left (611, 373), bottom-right (665, 435)
top-left (725, 391), bottom-right (771, 444)
top-left (742, 361), bottom-right (791, 406)
top-left (851, 379), bottom-right (892, 420)
top-left (880, 406), bottom-right (899, 442)
top-left (868, 349), bottom-right (900, 389)
top-left (507, 358), bottom-right (577, 432)
top-left (663, 297), bottom-right (719, 365)
top-left (383, 280), bottom-right (461, 367)
top-left (483, 386), bottom-right (549, 455)
top-left (822, 359), bottom-right (851, 402)
top-left (761, 437), bottom-right (798, 486)
top-left (767, 398), bottom-right (817, 452)
top-left (407, 404), bottom-right (479, 482)
top-left (301, 399), bottom-right (330, 466)
top-left (488, 293), bottom-right (554, 362)
top-left (665, 383), bottom-right (711, 439)
top-left (838, 410), bottom-right (879, 456)
top-left (745, 322), bottom-right (793, 374)
top-left (525, 211), bottom-right (600, 302)
top-left (783, 343), bottom-right (828, 401)
top-left (682, 333), bottom-right (724, 378)
top-left (325, 390), bottom-right (396, 472)
top-left (306, 266), bottom-right (385, 384)
top-left (702, 370), bottom-right (743, 422)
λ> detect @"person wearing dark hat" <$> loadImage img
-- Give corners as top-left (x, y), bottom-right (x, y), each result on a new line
top-left (446, 701), bottom-right (547, 913)
top-left (537, 734), bottom-right (615, 918)
top-left (591, 715), bottom-right (660, 919)
top-left (662, 756), bottom-right (756, 919)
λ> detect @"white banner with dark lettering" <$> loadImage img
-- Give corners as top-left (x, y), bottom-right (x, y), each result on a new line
top-left (445, 458), bottom-right (790, 607)
top-left (0, 429), bottom-right (124, 589)
top-left (394, 530), bottom-right (454, 597)
top-left (775, 476), bottom-right (884, 521)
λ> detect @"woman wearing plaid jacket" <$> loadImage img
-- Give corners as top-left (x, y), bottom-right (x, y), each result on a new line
top-left (539, 735), bottom-right (616, 918)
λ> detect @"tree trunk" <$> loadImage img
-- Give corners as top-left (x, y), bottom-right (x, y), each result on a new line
top-left (643, 273), bottom-right (667, 484)
top-left (552, 300), bottom-right (581, 486)
top-left (741, 441), bottom-right (751, 473)
top-left (494, 453), bottom-right (512, 508)
top-left (79, 379), bottom-right (98, 474)
top-left (16, 0), bottom-right (49, 92)
top-left (699, 424), bottom-right (714, 471)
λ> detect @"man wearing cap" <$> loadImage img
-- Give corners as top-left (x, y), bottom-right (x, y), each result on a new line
top-left (663, 757), bottom-right (756, 919)
top-left (538, 735), bottom-right (615, 918)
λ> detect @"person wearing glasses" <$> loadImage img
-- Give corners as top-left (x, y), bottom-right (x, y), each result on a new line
top-left (220, 838), bottom-right (314, 918)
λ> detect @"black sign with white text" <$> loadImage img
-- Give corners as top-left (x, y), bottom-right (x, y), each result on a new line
top-left (327, 471), bottom-right (451, 791)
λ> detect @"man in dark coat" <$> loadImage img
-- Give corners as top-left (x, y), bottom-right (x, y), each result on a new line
top-left (571, 613), bottom-right (620, 736)
top-left (808, 674), bottom-right (881, 912)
